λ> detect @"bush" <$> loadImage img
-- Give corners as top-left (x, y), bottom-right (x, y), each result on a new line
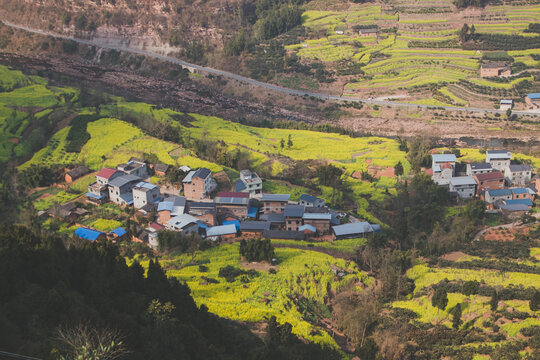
top-left (240, 239), bottom-right (274, 262)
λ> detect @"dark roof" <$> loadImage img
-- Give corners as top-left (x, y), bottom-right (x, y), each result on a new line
top-left (299, 194), bottom-right (320, 203)
top-left (234, 179), bottom-right (247, 192)
top-left (263, 230), bottom-right (305, 240)
top-left (469, 163), bottom-right (492, 170)
top-left (188, 202), bottom-right (215, 209)
top-left (284, 205), bottom-right (305, 218)
top-left (262, 194), bottom-right (290, 202)
top-left (193, 167), bottom-right (211, 179)
top-left (67, 166), bottom-right (90, 179)
top-left (474, 171), bottom-right (504, 181)
top-left (481, 61), bottom-right (508, 69)
top-left (217, 192), bottom-right (249, 198)
top-left (214, 196), bottom-right (249, 205)
top-left (240, 221), bottom-right (271, 231)
top-left (109, 174), bottom-right (141, 188)
top-left (154, 163), bottom-right (170, 173)
top-left (487, 189), bottom-right (512, 197)
top-left (260, 212), bottom-right (285, 223)
top-left (508, 164), bottom-right (531, 172)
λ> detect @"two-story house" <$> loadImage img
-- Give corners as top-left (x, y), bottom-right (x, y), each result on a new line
top-left (484, 188), bottom-right (513, 205)
top-left (299, 194), bottom-right (325, 208)
top-left (132, 182), bottom-right (161, 209)
top-left (302, 212), bottom-right (332, 233)
top-left (449, 176), bottom-right (477, 199)
top-left (505, 164), bottom-right (532, 186)
top-left (214, 192), bottom-right (250, 220)
top-left (511, 188), bottom-right (535, 201)
top-left (284, 205), bottom-right (305, 231)
top-left (261, 194), bottom-right (290, 214)
top-left (108, 174), bottom-right (141, 206)
top-left (486, 150), bottom-right (512, 171)
top-left (431, 154), bottom-right (456, 185)
top-left (473, 171), bottom-right (505, 192)
top-left (183, 168), bottom-right (217, 201)
top-left (117, 159), bottom-right (148, 178)
top-left (157, 196), bottom-right (187, 224)
top-left (235, 169), bottom-right (263, 196)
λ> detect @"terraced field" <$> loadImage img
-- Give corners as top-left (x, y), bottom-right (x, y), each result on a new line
top-left (284, 0), bottom-right (540, 107)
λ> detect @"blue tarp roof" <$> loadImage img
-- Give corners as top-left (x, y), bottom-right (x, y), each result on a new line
top-left (505, 199), bottom-right (533, 206)
top-left (298, 224), bottom-right (316, 232)
top-left (85, 192), bottom-right (104, 200)
top-left (527, 93), bottom-right (540, 99)
top-left (110, 227), bottom-right (127, 237)
top-left (222, 220), bottom-right (241, 231)
top-left (247, 207), bottom-right (258, 218)
top-left (74, 227), bottom-right (103, 241)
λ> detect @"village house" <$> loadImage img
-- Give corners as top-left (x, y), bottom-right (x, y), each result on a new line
top-left (206, 224), bottom-right (237, 241)
top-left (449, 176), bottom-right (477, 199)
top-left (505, 164), bottom-right (532, 186)
top-left (74, 227), bottom-right (106, 242)
top-left (263, 230), bottom-right (305, 240)
top-left (117, 159), bottom-right (148, 178)
top-left (239, 221), bottom-right (271, 237)
top-left (480, 62), bottom-right (511, 78)
top-left (302, 212), bottom-right (332, 233)
top-left (86, 182), bottom-right (110, 204)
top-left (332, 222), bottom-right (379, 240)
top-left (235, 169), bottom-right (263, 196)
top-left (260, 212), bottom-right (286, 229)
top-left (132, 182), bottom-right (161, 209)
top-left (182, 168), bottom-right (217, 201)
top-left (65, 166), bottom-right (90, 183)
top-left (511, 187), bottom-right (535, 201)
top-left (502, 198), bottom-right (533, 209)
top-left (431, 154), bottom-right (457, 185)
top-left (214, 192), bottom-right (250, 220)
top-left (299, 194), bottom-right (325, 208)
top-left (49, 202), bottom-right (86, 222)
top-left (108, 174), bottom-right (141, 206)
top-left (108, 227), bottom-right (127, 241)
top-left (474, 171), bottom-right (505, 192)
top-left (358, 28), bottom-right (378, 37)
top-left (500, 99), bottom-right (513, 111)
top-left (525, 93), bottom-right (540, 109)
top-left (157, 196), bottom-right (187, 224)
top-left (484, 188), bottom-right (512, 206)
top-left (261, 194), bottom-right (290, 214)
top-left (466, 163), bottom-right (493, 176)
top-left (165, 213), bottom-right (199, 232)
top-left (486, 150), bottom-right (512, 171)
top-left (284, 205), bottom-right (305, 231)
top-left (499, 203), bottom-right (530, 218)
top-left (153, 163), bottom-right (170, 177)
top-left (96, 168), bottom-right (122, 185)
top-left (187, 201), bottom-right (216, 226)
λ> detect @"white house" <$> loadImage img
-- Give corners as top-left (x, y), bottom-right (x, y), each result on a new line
top-left (235, 169), bottom-right (263, 196)
top-left (466, 163), bottom-right (492, 176)
top-left (431, 154), bottom-right (457, 185)
top-left (449, 176), bottom-right (477, 199)
top-left (500, 99), bottom-right (513, 111)
top-left (505, 164), bottom-right (532, 186)
top-left (486, 150), bottom-right (512, 171)
top-left (133, 182), bottom-right (161, 209)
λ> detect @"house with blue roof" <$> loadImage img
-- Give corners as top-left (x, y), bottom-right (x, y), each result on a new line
top-left (133, 181), bottom-right (161, 209)
top-left (109, 227), bottom-right (127, 240)
top-left (504, 199), bottom-right (533, 208)
top-left (485, 188), bottom-right (512, 204)
top-left (511, 187), bottom-right (535, 201)
top-left (74, 227), bottom-right (105, 242)
top-left (526, 93), bottom-right (540, 109)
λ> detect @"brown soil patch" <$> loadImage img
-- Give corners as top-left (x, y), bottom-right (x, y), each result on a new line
top-left (351, 171), bottom-right (363, 180)
top-left (367, 165), bottom-right (395, 178)
top-left (440, 251), bottom-right (469, 261)
top-left (351, 150), bottom-right (372, 158)
top-left (37, 192), bottom-right (53, 200)
top-left (240, 260), bottom-right (278, 272)
top-left (483, 227), bottom-right (530, 242)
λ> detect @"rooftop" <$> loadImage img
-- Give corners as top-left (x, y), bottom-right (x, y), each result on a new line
top-left (110, 227), bottom-right (126, 237)
top-left (214, 196), bottom-right (249, 205)
top-left (450, 176), bottom-right (477, 186)
top-left (134, 181), bottom-right (158, 192)
top-left (302, 213), bottom-right (332, 220)
top-left (262, 194), bottom-right (290, 202)
top-left (240, 221), bottom-right (271, 231)
top-left (108, 174), bottom-right (141, 188)
top-left (332, 222), bottom-right (374, 236)
top-left (508, 164), bottom-right (531, 172)
top-left (193, 167), bottom-right (211, 179)
top-left (500, 99), bottom-right (513, 104)
top-left (97, 167), bottom-right (119, 179)
top-left (511, 188), bottom-right (528, 194)
top-left (299, 224), bottom-right (317, 233)
top-left (487, 188), bottom-right (512, 197)
top-left (432, 154), bottom-right (457, 163)
top-left (166, 214), bottom-right (199, 229)
top-left (481, 61), bottom-right (508, 69)
top-left (299, 194), bottom-right (321, 203)
top-left (474, 171), bottom-right (504, 181)
top-left (260, 212), bottom-right (285, 223)
top-left (284, 205), bottom-right (305, 218)
top-left (217, 192), bottom-right (249, 198)
top-left (505, 199), bottom-right (533, 206)
top-left (263, 230), bottom-right (304, 240)
top-left (527, 93), bottom-right (540, 100)
top-left (206, 224), bottom-right (237, 237)
top-left (469, 163), bottom-right (492, 170)
top-left (67, 166), bottom-right (90, 179)
top-left (74, 227), bottom-right (103, 241)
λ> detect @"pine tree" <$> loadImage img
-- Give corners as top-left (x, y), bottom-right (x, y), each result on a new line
top-left (451, 304), bottom-right (462, 329)
top-left (432, 287), bottom-right (448, 316)
top-left (287, 134), bottom-right (293, 149)
top-left (490, 291), bottom-right (498, 312)
top-left (280, 139), bottom-right (285, 149)
top-left (530, 290), bottom-right (540, 311)
top-left (395, 161), bottom-right (404, 177)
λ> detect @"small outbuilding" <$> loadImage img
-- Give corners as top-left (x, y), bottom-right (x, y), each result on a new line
top-left (65, 166), bottom-right (90, 183)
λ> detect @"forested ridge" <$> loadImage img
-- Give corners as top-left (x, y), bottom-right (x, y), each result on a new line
top-left (0, 225), bottom-right (340, 359)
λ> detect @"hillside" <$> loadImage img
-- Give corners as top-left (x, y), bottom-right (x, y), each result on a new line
top-left (3, 0), bottom-right (540, 107)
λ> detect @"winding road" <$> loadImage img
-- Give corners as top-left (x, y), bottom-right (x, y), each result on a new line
top-left (3, 20), bottom-right (540, 117)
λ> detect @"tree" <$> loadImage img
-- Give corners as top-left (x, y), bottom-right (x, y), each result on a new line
top-left (530, 290), bottom-right (540, 311)
top-left (394, 161), bottom-right (404, 177)
top-left (459, 24), bottom-right (470, 42)
top-left (490, 291), bottom-right (499, 312)
top-left (287, 134), bottom-right (293, 149)
top-left (356, 337), bottom-right (378, 360)
top-left (432, 287), bottom-right (448, 316)
top-left (450, 304), bottom-right (463, 330)
top-left (56, 324), bottom-right (129, 360)
top-left (463, 280), bottom-right (479, 298)
top-left (280, 138), bottom-right (285, 149)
